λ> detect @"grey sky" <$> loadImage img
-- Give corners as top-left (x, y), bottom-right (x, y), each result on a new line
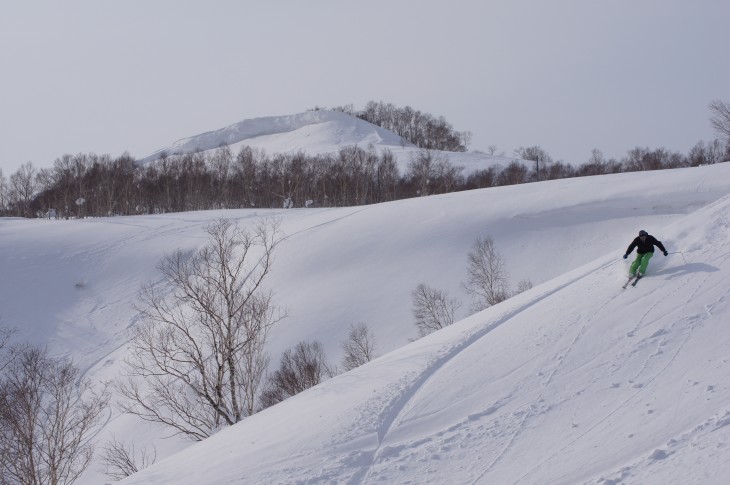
top-left (1, 0), bottom-right (728, 176)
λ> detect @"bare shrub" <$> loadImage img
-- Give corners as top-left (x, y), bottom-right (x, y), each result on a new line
top-left (100, 436), bottom-right (157, 481)
top-left (463, 235), bottom-right (509, 312)
top-left (341, 322), bottom-right (377, 371)
top-left (515, 279), bottom-right (533, 295)
top-left (259, 341), bottom-right (330, 409)
top-left (412, 283), bottom-right (462, 337)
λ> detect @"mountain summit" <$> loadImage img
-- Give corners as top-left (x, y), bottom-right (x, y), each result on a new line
top-left (142, 110), bottom-right (411, 163)
top-left (140, 110), bottom-right (525, 176)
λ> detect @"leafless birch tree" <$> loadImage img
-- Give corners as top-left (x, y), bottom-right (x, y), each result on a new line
top-left (412, 283), bottom-right (462, 337)
top-left (463, 235), bottom-right (510, 312)
top-left (117, 218), bottom-right (285, 440)
top-left (710, 99), bottom-right (730, 141)
top-left (0, 344), bottom-right (109, 485)
top-left (341, 322), bottom-right (377, 371)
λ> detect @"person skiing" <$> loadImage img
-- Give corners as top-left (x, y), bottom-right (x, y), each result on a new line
top-left (623, 230), bottom-right (668, 278)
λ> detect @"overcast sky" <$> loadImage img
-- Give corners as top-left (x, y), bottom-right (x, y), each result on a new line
top-left (1, 0), bottom-right (728, 176)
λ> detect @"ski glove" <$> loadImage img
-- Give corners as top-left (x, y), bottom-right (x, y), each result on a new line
top-left (623, 254), bottom-right (628, 259)
top-left (663, 251), bottom-right (668, 256)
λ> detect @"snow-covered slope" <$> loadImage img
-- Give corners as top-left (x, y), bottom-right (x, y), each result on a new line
top-left (120, 191), bottom-right (730, 484)
top-left (2, 163), bottom-right (730, 484)
top-left (140, 109), bottom-right (522, 175)
top-left (142, 110), bottom-right (408, 162)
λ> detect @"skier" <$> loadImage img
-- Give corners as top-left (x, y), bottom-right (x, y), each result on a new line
top-left (623, 230), bottom-right (668, 278)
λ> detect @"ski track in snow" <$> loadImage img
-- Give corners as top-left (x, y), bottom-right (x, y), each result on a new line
top-left (283, 207), bottom-right (369, 240)
top-left (347, 203), bottom-right (730, 485)
top-left (348, 258), bottom-right (620, 484)
top-left (469, 264), bottom-right (623, 484)
top-left (625, 256), bottom-right (718, 385)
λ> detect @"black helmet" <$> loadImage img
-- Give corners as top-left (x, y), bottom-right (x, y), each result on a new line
top-left (639, 230), bottom-right (648, 237)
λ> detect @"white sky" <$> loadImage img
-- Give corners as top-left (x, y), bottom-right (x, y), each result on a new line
top-left (1, 0), bottom-right (729, 176)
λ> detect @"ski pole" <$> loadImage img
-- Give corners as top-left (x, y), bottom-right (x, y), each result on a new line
top-left (667, 251), bottom-right (688, 264)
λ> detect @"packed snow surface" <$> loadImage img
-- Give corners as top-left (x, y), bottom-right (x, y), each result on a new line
top-left (2, 162), bottom-right (730, 484)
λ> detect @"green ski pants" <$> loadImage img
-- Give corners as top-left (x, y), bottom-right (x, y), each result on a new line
top-left (630, 252), bottom-right (654, 276)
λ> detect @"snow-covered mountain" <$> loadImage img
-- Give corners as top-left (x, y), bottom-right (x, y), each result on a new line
top-left (140, 110), bottom-right (524, 175)
top-left (141, 110), bottom-right (407, 161)
top-left (2, 161), bottom-right (730, 484)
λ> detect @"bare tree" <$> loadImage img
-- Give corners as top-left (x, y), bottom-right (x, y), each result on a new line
top-left (514, 146), bottom-right (553, 164)
top-left (710, 99), bottom-right (730, 141)
top-left (407, 149), bottom-right (438, 196)
top-left (460, 131), bottom-right (473, 149)
top-left (0, 325), bottom-right (11, 348)
top-left (117, 218), bottom-right (285, 440)
top-left (496, 161), bottom-right (529, 186)
top-left (210, 145), bottom-right (233, 208)
top-left (259, 341), bottom-right (330, 409)
top-left (407, 149), bottom-right (462, 196)
top-left (341, 322), bottom-right (377, 371)
top-left (515, 279), bottom-right (533, 295)
top-left (100, 436), bottom-right (156, 481)
top-left (8, 161), bottom-right (37, 217)
top-left (514, 146), bottom-right (554, 182)
top-left (0, 344), bottom-right (109, 485)
top-left (463, 235), bottom-right (510, 312)
top-left (0, 169), bottom-right (7, 214)
top-left (412, 283), bottom-right (462, 337)
top-left (239, 324), bottom-right (271, 417)
top-left (582, 148), bottom-right (606, 176)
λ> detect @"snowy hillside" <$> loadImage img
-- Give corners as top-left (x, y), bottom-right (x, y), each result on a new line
top-left (140, 109), bottom-right (523, 175)
top-left (1, 163), bottom-right (730, 483)
top-left (120, 189), bottom-right (730, 485)
top-left (142, 110), bottom-right (407, 160)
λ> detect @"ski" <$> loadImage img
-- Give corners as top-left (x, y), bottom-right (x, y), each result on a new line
top-left (622, 275), bottom-right (641, 289)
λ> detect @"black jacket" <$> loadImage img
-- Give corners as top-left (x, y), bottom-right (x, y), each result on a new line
top-left (626, 234), bottom-right (666, 255)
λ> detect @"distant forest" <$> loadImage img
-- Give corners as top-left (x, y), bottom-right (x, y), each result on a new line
top-left (1, 100), bottom-right (728, 219)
